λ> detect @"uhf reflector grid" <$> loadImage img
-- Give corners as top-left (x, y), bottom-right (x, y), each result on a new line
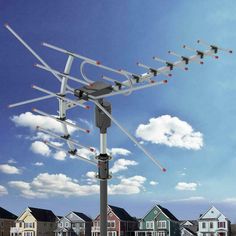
top-left (5, 23), bottom-right (232, 236)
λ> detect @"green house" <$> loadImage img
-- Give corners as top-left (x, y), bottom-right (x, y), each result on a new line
top-left (135, 205), bottom-right (180, 236)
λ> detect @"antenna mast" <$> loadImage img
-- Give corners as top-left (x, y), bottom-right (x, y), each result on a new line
top-left (5, 23), bottom-right (232, 236)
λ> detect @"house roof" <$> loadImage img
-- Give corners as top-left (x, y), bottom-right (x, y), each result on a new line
top-left (0, 207), bottom-right (17, 220)
top-left (72, 212), bottom-right (92, 222)
top-left (180, 220), bottom-right (198, 226)
top-left (28, 207), bottom-right (56, 222)
top-left (109, 205), bottom-right (136, 221)
top-left (157, 205), bottom-right (179, 221)
top-left (182, 226), bottom-right (197, 236)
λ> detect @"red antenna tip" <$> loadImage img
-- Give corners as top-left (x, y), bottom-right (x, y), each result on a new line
top-left (85, 105), bottom-right (90, 110)
top-left (150, 80), bottom-right (155, 84)
top-left (31, 84), bottom-right (35, 88)
top-left (162, 168), bottom-right (167, 172)
top-left (96, 61), bottom-right (101, 65)
top-left (168, 74), bottom-right (172, 77)
top-left (90, 148), bottom-right (95, 152)
top-left (168, 51), bottom-right (171, 54)
top-left (229, 50), bottom-right (233, 54)
top-left (32, 108), bottom-right (36, 112)
top-left (86, 130), bottom-right (90, 133)
top-left (215, 56), bottom-right (219, 59)
top-left (185, 67), bottom-right (188, 71)
top-left (36, 126), bottom-right (39, 129)
top-left (163, 80), bottom-right (168, 84)
top-left (200, 61), bottom-right (204, 64)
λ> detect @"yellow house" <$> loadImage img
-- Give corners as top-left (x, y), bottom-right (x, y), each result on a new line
top-left (10, 207), bottom-right (57, 236)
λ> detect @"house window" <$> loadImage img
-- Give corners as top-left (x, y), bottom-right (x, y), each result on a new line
top-left (157, 221), bottom-right (167, 229)
top-left (146, 221), bottom-right (154, 229)
top-left (24, 232), bottom-right (33, 236)
top-left (202, 222), bottom-right (206, 229)
top-left (107, 232), bottom-right (116, 236)
top-left (218, 222), bottom-right (226, 228)
top-left (158, 231), bottom-right (166, 236)
top-left (95, 221), bottom-right (100, 227)
top-left (24, 223), bottom-right (33, 228)
top-left (210, 222), bottom-right (214, 228)
top-left (108, 221), bottom-right (115, 228)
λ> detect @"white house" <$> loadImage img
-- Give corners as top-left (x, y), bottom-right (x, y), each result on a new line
top-left (54, 211), bottom-right (92, 236)
top-left (197, 206), bottom-right (231, 236)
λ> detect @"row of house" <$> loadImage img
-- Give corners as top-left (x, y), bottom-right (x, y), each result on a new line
top-left (0, 205), bottom-right (235, 236)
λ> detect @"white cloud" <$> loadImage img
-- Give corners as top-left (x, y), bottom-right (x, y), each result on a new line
top-left (175, 182), bottom-right (198, 191)
top-left (150, 181), bottom-right (158, 186)
top-left (8, 159), bottom-right (17, 164)
top-left (136, 115), bottom-right (203, 150)
top-left (171, 196), bottom-right (205, 202)
top-left (0, 164), bottom-right (21, 174)
top-left (85, 171), bottom-right (97, 184)
top-left (9, 173), bottom-right (99, 198)
top-left (109, 148), bottom-right (131, 157)
top-left (110, 158), bottom-right (138, 174)
top-left (31, 132), bottom-right (53, 141)
top-left (33, 162), bottom-right (44, 166)
top-left (53, 151), bottom-right (67, 161)
top-left (223, 198), bottom-right (236, 204)
top-left (30, 141), bottom-right (51, 157)
top-left (9, 173), bottom-right (146, 198)
top-left (11, 112), bottom-right (77, 134)
top-left (109, 175), bottom-right (146, 195)
top-left (0, 185), bottom-right (8, 196)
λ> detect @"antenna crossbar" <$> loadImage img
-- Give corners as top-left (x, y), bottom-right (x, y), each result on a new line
top-left (37, 126), bottom-right (95, 152)
top-left (44, 141), bottom-right (97, 166)
top-left (32, 108), bottom-right (90, 133)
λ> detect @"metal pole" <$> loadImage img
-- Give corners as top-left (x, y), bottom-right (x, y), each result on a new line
top-left (95, 100), bottom-right (111, 236)
top-left (100, 133), bottom-right (107, 236)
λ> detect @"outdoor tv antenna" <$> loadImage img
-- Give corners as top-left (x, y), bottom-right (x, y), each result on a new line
top-left (5, 23), bottom-right (232, 236)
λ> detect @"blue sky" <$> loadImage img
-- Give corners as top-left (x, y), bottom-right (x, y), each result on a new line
top-left (1, 0), bottom-right (236, 222)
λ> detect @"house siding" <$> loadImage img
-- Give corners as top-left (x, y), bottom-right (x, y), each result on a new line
top-left (136, 205), bottom-right (180, 236)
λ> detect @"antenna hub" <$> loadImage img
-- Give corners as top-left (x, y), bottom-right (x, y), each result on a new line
top-left (74, 81), bottom-right (113, 100)
top-left (95, 100), bottom-right (111, 133)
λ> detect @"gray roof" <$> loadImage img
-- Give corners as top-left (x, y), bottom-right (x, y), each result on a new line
top-left (28, 207), bottom-right (56, 222)
top-left (181, 227), bottom-right (197, 236)
top-left (109, 205), bottom-right (137, 221)
top-left (72, 212), bottom-right (92, 222)
top-left (157, 205), bottom-right (179, 221)
top-left (0, 207), bottom-right (17, 220)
